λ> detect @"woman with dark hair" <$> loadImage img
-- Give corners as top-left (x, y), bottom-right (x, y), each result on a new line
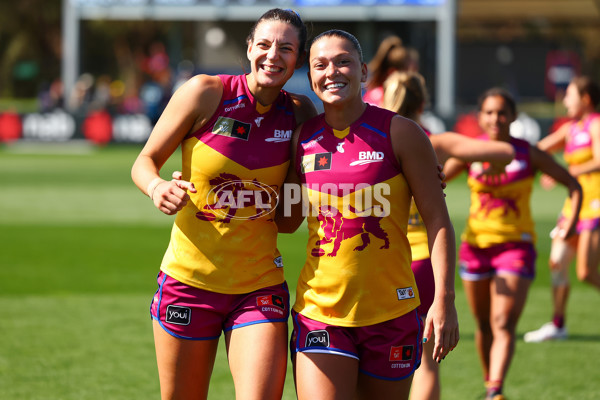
top-left (524, 76), bottom-right (600, 343)
top-left (444, 87), bottom-right (582, 400)
top-left (363, 35), bottom-right (408, 107)
top-left (280, 29), bottom-right (459, 400)
top-left (131, 9), bottom-right (316, 399)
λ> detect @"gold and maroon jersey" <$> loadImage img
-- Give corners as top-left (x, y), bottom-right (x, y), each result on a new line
top-left (462, 137), bottom-right (536, 247)
top-left (561, 113), bottom-right (600, 222)
top-left (293, 105), bottom-right (419, 327)
top-left (161, 74), bottom-right (295, 294)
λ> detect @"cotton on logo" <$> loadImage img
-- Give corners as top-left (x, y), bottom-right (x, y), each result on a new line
top-left (349, 151), bottom-right (384, 166)
top-left (265, 129), bottom-right (292, 142)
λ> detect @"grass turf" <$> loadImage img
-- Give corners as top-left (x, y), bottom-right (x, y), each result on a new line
top-left (0, 144), bottom-right (599, 399)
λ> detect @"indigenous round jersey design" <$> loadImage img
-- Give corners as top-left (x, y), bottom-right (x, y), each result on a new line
top-left (561, 113), bottom-right (600, 223)
top-left (407, 126), bottom-right (431, 262)
top-left (160, 74), bottom-right (295, 294)
top-left (463, 137), bottom-right (535, 247)
top-left (293, 105), bottom-right (419, 327)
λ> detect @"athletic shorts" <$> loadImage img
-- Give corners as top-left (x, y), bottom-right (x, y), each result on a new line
top-left (558, 214), bottom-right (600, 234)
top-left (151, 271), bottom-right (289, 340)
top-left (411, 258), bottom-right (434, 318)
top-left (459, 241), bottom-right (536, 281)
top-left (290, 310), bottom-right (423, 381)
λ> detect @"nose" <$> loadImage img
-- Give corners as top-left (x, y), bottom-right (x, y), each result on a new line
top-left (325, 62), bottom-right (338, 77)
top-left (266, 45), bottom-right (279, 61)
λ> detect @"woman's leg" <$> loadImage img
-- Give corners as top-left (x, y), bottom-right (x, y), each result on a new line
top-left (153, 320), bottom-right (219, 400)
top-left (462, 278), bottom-right (492, 380)
top-left (409, 323), bottom-right (439, 400)
top-left (576, 228), bottom-right (600, 289)
top-left (487, 274), bottom-right (531, 389)
top-left (295, 352), bottom-right (359, 400)
top-left (225, 321), bottom-right (288, 400)
top-left (357, 372), bottom-right (413, 400)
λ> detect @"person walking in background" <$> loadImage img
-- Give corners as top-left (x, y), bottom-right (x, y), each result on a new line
top-left (381, 71), bottom-right (515, 400)
top-left (363, 35), bottom-right (407, 107)
top-left (131, 9), bottom-right (316, 400)
top-left (524, 76), bottom-right (600, 343)
top-left (278, 29), bottom-right (459, 400)
top-left (443, 88), bottom-right (582, 400)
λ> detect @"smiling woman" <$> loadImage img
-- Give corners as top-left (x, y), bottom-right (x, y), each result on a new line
top-left (277, 29), bottom-right (459, 400)
top-left (130, 8), bottom-right (317, 400)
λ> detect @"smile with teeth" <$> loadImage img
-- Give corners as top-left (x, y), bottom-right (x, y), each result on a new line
top-left (262, 65), bottom-right (283, 73)
top-left (325, 82), bottom-right (346, 90)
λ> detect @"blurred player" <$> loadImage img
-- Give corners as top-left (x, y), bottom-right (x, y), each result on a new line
top-left (131, 8), bottom-right (316, 400)
top-left (278, 29), bottom-right (459, 400)
top-left (363, 35), bottom-right (408, 107)
top-left (443, 88), bottom-right (582, 400)
top-left (381, 70), bottom-right (515, 400)
top-left (524, 76), bottom-right (600, 343)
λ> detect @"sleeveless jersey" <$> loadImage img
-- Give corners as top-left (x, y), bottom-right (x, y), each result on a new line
top-left (561, 113), bottom-right (600, 222)
top-left (160, 74), bottom-right (296, 294)
top-left (462, 137), bottom-right (536, 247)
top-left (293, 105), bottom-right (419, 327)
top-left (407, 126), bottom-right (432, 261)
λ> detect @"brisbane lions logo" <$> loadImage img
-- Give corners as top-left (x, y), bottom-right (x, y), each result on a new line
top-left (476, 192), bottom-right (519, 218)
top-left (196, 173), bottom-right (278, 223)
top-left (311, 205), bottom-right (389, 257)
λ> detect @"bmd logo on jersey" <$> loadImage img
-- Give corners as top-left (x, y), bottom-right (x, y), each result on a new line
top-left (165, 305), bottom-right (191, 326)
top-left (265, 129), bottom-right (292, 142)
top-left (212, 116), bottom-right (251, 140)
top-left (350, 151), bottom-right (385, 166)
top-left (306, 330), bottom-right (330, 348)
top-left (390, 345), bottom-right (413, 361)
top-left (301, 152), bottom-right (332, 173)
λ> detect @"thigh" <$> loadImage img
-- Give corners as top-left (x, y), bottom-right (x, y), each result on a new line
top-left (225, 321), bottom-right (289, 400)
top-left (153, 320), bottom-right (219, 400)
top-left (357, 373), bottom-right (413, 400)
top-left (461, 278), bottom-right (491, 324)
top-left (490, 274), bottom-right (531, 330)
top-left (577, 228), bottom-right (600, 271)
top-left (295, 351), bottom-right (359, 400)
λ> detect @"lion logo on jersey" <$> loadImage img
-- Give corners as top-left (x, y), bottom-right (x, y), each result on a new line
top-left (311, 204), bottom-right (389, 257)
top-left (196, 173), bottom-right (278, 223)
top-left (476, 192), bottom-right (519, 218)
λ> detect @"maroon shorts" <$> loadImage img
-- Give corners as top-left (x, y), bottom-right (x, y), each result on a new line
top-left (411, 258), bottom-right (434, 318)
top-left (459, 241), bottom-right (536, 281)
top-left (151, 271), bottom-right (289, 340)
top-left (291, 310), bottom-right (423, 381)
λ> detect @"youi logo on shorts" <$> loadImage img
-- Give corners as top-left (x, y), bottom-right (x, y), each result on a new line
top-left (349, 151), bottom-right (385, 166)
top-left (165, 305), bottom-right (191, 325)
top-left (265, 129), bottom-right (292, 142)
top-left (396, 287), bottom-right (415, 301)
top-left (306, 330), bottom-right (330, 348)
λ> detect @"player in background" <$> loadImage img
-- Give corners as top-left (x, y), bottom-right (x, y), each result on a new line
top-left (363, 35), bottom-right (408, 107)
top-left (278, 29), bottom-right (459, 400)
top-left (443, 88), bottom-right (582, 400)
top-left (524, 76), bottom-right (600, 343)
top-left (131, 9), bottom-right (316, 400)
top-left (381, 70), bottom-right (515, 400)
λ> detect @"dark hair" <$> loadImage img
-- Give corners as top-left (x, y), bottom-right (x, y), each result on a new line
top-left (309, 29), bottom-right (363, 63)
top-left (382, 71), bottom-right (427, 120)
top-left (571, 75), bottom-right (600, 109)
top-left (477, 87), bottom-right (517, 117)
top-left (367, 35), bottom-right (407, 89)
top-left (246, 8), bottom-right (308, 55)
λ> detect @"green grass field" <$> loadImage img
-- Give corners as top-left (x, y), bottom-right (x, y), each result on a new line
top-left (1, 144), bottom-right (599, 399)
